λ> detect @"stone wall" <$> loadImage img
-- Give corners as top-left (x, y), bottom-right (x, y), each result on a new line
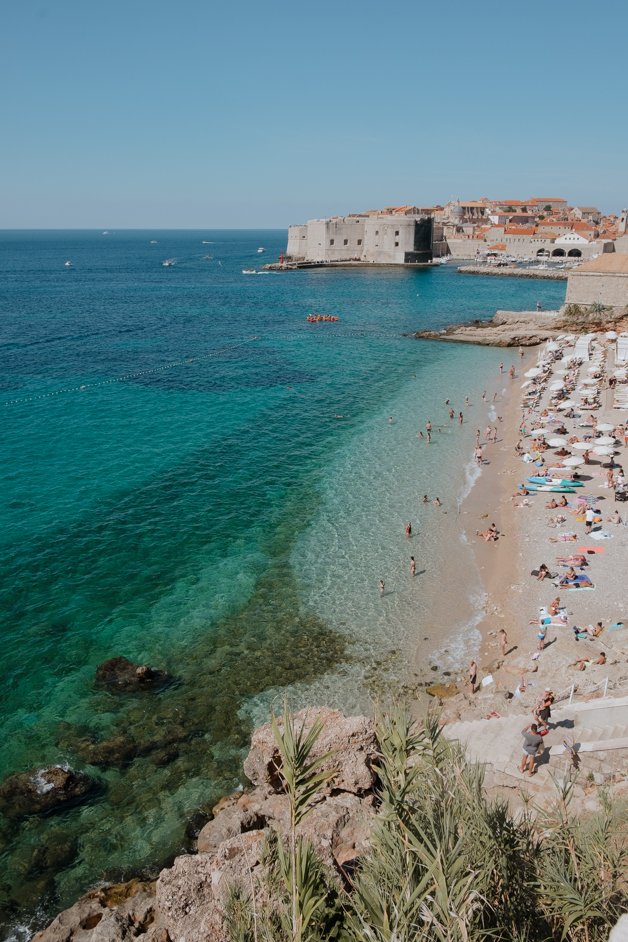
top-left (566, 271), bottom-right (628, 308)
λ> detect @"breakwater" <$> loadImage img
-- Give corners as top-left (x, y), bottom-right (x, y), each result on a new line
top-left (458, 265), bottom-right (568, 280)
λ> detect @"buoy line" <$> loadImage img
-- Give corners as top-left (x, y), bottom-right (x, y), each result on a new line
top-left (3, 336), bottom-right (260, 408)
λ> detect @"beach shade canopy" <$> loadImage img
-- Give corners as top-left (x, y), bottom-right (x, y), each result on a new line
top-left (606, 331), bottom-right (618, 340)
top-left (548, 437), bottom-right (567, 446)
top-left (524, 367), bottom-right (543, 378)
top-left (556, 400), bottom-right (575, 409)
top-left (592, 445), bottom-right (615, 456)
top-left (614, 370), bottom-right (627, 378)
top-left (570, 441), bottom-right (592, 450)
top-left (581, 377), bottom-right (599, 385)
top-left (563, 455), bottom-right (585, 466)
top-left (549, 381), bottom-right (564, 391)
top-left (595, 435), bottom-right (616, 445)
top-left (596, 423), bottom-right (615, 432)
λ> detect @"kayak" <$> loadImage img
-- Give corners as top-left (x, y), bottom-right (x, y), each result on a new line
top-left (528, 476), bottom-right (584, 487)
top-left (525, 484), bottom-right (578, 493)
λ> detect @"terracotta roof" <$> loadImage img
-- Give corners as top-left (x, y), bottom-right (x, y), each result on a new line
top-left (488, 243), bottom-right (507, 250)
top-left (575, 254), bottom-right (628, 275)
top-left (576, 207), bottom-right (599, 213)
top-left (528, 197), bottom-right (567, 204)
top-left (504, 226), bottom-right (537, 236)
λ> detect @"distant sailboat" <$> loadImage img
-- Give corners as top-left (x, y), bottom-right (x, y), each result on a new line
top-left (162, 258), bottom-right (175, 267)
top-left (257, 247), bottom-right (265, 254)
top-left (150, 240), bottom-right (158, 244)
top-left (64, 260), bottom-right (73, 268)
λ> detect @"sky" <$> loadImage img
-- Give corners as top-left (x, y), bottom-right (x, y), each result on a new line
top-left (2, 0), bottom-right (627, 228)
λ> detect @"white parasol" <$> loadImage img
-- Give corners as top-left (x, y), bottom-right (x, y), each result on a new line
top-left (548, 437), bottom-right (567, 447)
top-left (595, 435), bottom-right (616, 445)
top-left (563, 455), bottom-right (584, 466)
top-left (596, 423), bottom-right (615, 432)
top-left (592, 446), bottom-right (615, 456)
top-left (606, 331), bottom-right (618, 340)
top-left (570, 441), bottom-right (592, 450)
top-left (524, 367), bottom-right (543, 378)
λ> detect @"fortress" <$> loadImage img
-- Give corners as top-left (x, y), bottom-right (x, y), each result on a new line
top-left (286, 212), bottom-right (434, 265)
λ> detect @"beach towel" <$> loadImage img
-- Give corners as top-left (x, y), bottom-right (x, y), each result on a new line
top-left (608, 622), bottom-right (625, 632)
top-left (590, 531), bottom-right (613, 540)
top-left (577, 546), bottom-right (605, 554)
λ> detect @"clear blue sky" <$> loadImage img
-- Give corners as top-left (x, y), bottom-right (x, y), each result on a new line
top-left (2, 0), bottom-right (627, 227)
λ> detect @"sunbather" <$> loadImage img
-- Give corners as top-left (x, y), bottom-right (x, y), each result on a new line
top-left (549, 533), bottom-right (577, 543)
top-left (573, 652), bottom-right (606, 671)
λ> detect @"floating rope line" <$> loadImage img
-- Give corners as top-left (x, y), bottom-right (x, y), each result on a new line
top-left (3, 336), bottom-right (260, 407)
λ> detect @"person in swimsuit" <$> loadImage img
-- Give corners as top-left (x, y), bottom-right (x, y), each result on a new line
top-left (468, 661), bottom-right (478, 693)
top-left (405, 522), bottom-right (412, 538)
top-left (410, 556), bottom-right (416, 577)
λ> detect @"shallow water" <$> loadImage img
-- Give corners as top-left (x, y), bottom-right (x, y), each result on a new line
top-left (0, 230), bottom-right (566, 934)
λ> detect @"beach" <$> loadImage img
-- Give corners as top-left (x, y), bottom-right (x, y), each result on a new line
top-left (435, 336), bottom-right (628, 746)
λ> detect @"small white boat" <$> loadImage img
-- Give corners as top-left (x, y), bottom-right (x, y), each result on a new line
top-left (257, 247), bottom-right (265, 253)
top-left (150, 240), bottom-right (158, 244)
top-left (102, 231), bottom-right (110, 236)
top-left (242, 269), bottom-right (256, 274)
top-left (202, 240), bottom-right (212, 244)
top-left (162, 258), bottom-right (175, 267)
top-left (64, 260), bottom-right (73, 268)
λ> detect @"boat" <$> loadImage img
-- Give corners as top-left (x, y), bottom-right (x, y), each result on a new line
top-left (64, 260), bottom-right (73, 268)
top-left (242, 269), bottom-right (256, 274)
top-left (528, 476), bottom-right (584, 487)
top-left (306, 314), bottom-right (340, 323)
top-left (525, 484), bottom-right (578, 493)
top-left (150, 240), bottom-right (158, 244)
top-left (203, 254), bottom-right (213, 260)
top-left (202, 241), bottom-right (212, 244)
top-left (162, 259), bottom-right (175, 267)
top-left (257, 247), bottom-right (265, 253)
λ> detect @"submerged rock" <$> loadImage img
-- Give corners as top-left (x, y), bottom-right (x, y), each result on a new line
top-left (0, 766), bottom-right (99, 819)
top-left (426, 682), bottom-right (460, 700)
top-left (95, 656), bottom-right (172, 693)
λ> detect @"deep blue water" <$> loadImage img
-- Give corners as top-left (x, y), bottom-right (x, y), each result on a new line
top-left (0, 230), bottom-right (566, 936)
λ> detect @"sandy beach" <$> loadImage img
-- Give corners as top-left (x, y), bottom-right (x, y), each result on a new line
top-left (433, 337), bottom-right (628, 725)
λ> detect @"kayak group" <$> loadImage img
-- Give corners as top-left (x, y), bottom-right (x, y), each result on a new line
top-left (306, 314), bottom-right (340, 323)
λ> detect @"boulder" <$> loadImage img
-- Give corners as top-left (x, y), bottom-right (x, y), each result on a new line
top-left (32, 880), bottom-right (163, 942)
top-left (157, 831), bottom-right (266, 942)
top-left (95, 656), bottom-right (172, 693)
top-left (0, 766), bottom-right (99, 819)
top-left (243, 708), bottom-right (377, 796)
top-left (426, 683), bottom-right (460, 700)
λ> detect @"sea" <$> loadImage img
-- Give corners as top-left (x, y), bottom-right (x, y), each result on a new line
top-left (0, 230), bottom-right (567, 937)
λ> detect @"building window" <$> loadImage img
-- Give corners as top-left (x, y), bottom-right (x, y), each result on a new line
top-left (357, 239), bottom-right (362, 245)
top-left (395, 230), bottom-right (399, 236)
top-left (375, 230), bottom-right (379, 235)
top-left (343, 239), bottom-right (348, 245)
top-left (395, 241), bottom-right (399, 247)
top-left (329, 239), bottom-right (335, 245)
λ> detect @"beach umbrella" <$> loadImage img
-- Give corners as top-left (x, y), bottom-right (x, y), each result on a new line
top-left (581, 377), bottom-right (599, 385)
top-left (549, 383), bottom-right (564, 392)
top-left (548, 437), bottom-right (567, 447)
top-left (592, 446), bottom-right (615, 456)
top-left (525, 367), bottom-right (543, 378)
top-left (606, 331), bottom-right (618, 340)
top-left (587, 365), bottom-right (602, 373)
top-left (563, 455), bottom-right (584, 467)
top-left (556, 400), bottom-right (575, 409)
top-left (570, 441), bottom-right (592, 450)
top-left (595, 435), bottom-right (616, 445)
top-left (596, 423), bottom-right (615, 432)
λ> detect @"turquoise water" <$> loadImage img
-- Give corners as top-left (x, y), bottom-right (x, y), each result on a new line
top-left (0, 230), bottom-right (566, 935)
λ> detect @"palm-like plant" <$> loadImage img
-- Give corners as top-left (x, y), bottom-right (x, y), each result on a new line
top-left (270, 704), bottom-right (337, 942)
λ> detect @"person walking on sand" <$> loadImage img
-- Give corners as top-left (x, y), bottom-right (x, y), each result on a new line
top-left (499, 628), bottom-right (508, 657)
top-left (410, 556), bottom-right (416, 577)
top-left (468, 660), bottom-right (478, 694)
top-left (519, 723), bottom-right (544, 776)
top-left (585, 505), bottom-right (595, 534)
top-left (537, 624), bottom-right (547, 651)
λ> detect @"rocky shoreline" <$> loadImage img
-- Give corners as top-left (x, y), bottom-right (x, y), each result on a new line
top-left (409, 309), bottom-right (564, 347)
top-left (33, 708), bottom-right (378, 942)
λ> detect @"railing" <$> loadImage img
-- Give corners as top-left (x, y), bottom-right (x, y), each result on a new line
top-left (553, 676), bottom-right (609, 706)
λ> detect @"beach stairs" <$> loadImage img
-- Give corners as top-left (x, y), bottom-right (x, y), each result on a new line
top-left (442, 694), bottom-right (628, 803)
